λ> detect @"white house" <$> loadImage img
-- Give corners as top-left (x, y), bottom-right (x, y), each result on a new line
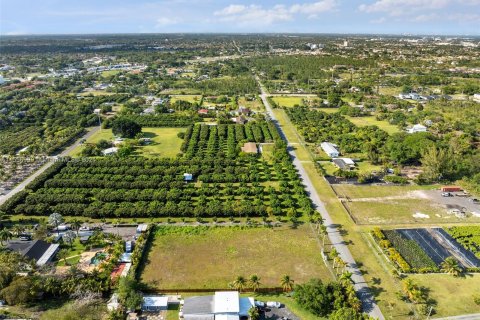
top-left (142, 296), bottom-right (169, 312)
top-left (406, 124), bottom-right (427, 134)
top-left (473, 93), bottom-right (480, 102)
top-left (183, 291), bottom-right (254, 320)
top-left (184, 173), bottom-right (193, 181)
top-left (102, 147), bottom-right (118, 155)
top-left (320, 142), bottom-right (340, 158)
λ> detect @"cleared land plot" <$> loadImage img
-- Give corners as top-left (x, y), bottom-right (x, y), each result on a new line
top-left (345, 116), bottom-right (400, 135)
top-left (78, 91), bottom-right (116, 96)
top-left (410, 274), bottom-right (480, 317)
top-left (238, 96), bottom-right (264, 111)
top-left (170, 95), bottom-right (202, 104)
top-left (140, 225), bottom-right (329, 290)
top-left (271, 96), bottom-right (305, 107)
top-left (69, 127), bottom-right (186, 158)
top-left (334, 184), bottom-right (480, 224)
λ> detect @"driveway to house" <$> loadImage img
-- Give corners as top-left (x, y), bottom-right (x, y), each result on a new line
top-left (0, 126), bottom-right (100, 206)
top-left (257, 77), bottom-right (385, 320)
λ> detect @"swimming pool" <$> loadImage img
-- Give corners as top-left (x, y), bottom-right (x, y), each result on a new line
top-left (90, 252), bottom-right (107, 265)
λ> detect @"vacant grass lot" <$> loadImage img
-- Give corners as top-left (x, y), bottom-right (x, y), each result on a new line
top-left (332, 184), bottom-right (436, 199)
top-left (170, 94), bottom-right (202, 104)
top-left (345, 116), bottom-right (401, 135)
top-left (140, 225), bottom-right (329, 290)
top-left (409, 274), bottom-right (480, 317)
top-left (272, 96), bottom-right (306, 107)
top-left (69, 127), bottom-right (186, 158)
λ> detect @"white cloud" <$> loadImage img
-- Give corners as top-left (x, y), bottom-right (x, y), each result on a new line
top-left (447, 13), bottom-right (480, 22)
top-left (358, 0), bottom-right (479, 16)
top-left (156, 17), bottom-right (181, 26)
top-left (214, 1), bottom-right (338, 26)
top-left (214, 4), bottom-right (292, 25)
top-left (290, 0), bottom-right (337, 14)
top-left (411, 13), bottom-right (440, 22)
top-left (370, 17), bottom-right (387, 23)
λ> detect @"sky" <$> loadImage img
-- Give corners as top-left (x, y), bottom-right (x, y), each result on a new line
top-left (1, 0), bottom-right (479, 36)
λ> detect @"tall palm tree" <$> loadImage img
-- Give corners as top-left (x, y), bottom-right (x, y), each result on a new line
top-left (48, 212), bottom-right (64, 237)
top-left (12, 225), bottom-right (25, 237)
top-left (441, 256), bottom-right (463, 277)
top-left (71, 219), bottom-right (82, 237)
top-left (248, 306), bottom-right (260, 320)
top-left (0, 229), bottom-right (13, 245)
top-left (320, 225), bottom-right (328, 246)
top-left (249, 274), bottom-right (261, 293)
top-left (280, 275), bottom-right (294, 292)
top-left (57, 248), bottom-right (69, 266)
top-left (339, 271), bottom-right (354, 286)
top-left (232, 276), bottom-right (247, 292)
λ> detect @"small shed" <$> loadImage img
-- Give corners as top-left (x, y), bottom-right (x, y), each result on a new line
top-left (184, 173), bottom-right (193, 181)
top-left (142, 296), bottom-right (169, 312)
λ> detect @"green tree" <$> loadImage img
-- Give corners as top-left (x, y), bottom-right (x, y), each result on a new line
top-left (231, 276), bottom-right (247, 292)
top-left (249, 274), bottom-right (261, 292)
top-left (440, 257), bottom-right (463, 277)
top-left (71, 219), bottom-right (82, 237)
top-left (112, 118), bottom-right (142, 138)
top-left (420, 145), bottom-right (449, 182)
top-left (48, 212), bottom-right (64, 237)
top-left (0, 229), bottom-right (13, 246)
top-left (248, 306), bottom-right (260, 320)
top-left (280, 274), bottom-right (294, 292)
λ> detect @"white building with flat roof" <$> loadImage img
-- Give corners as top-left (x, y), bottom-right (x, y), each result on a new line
top-left (406, 124), bottom-right (427, 134)
top-left (320, 142), bottom-right (340, 158)
top-left (183, 291), bottom-right (254, 320)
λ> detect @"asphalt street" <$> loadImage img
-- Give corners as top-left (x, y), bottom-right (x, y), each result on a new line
top-left (258, 78), bottom-right (385, 320)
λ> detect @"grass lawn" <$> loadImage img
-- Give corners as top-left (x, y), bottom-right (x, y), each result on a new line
top-left (345, 116), bottom-right (400, 135)
top-left (315, 107), bottom-right (339, 114)
top-left (409, 273), bottom-right (480, 317)
top-left (78, 91), bottom-right (117, 97)
top-left (140, 225), bottom-right (330, 290)
top-left (332, 184), bottom-right (436, 199)
top-left (272, 96), bottom-right (305, 107)
top-left (69, 127), bottom-right (186, 158)
top-left (170, 94), bottom-right (202, 104)
top-left (272, 109), bottom-right (311, 162)
top-left (101, 70), bottom-right (122, 77)
top-left (56, 239), bottom-right (86, 266)
top-left (238, 96), bottom-right (264, 111)
top-left (378, 87), bottom-right (401, 96)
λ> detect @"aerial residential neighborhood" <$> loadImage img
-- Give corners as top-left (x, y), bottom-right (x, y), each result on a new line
top-left (0, 1), bottom-right (480, 320)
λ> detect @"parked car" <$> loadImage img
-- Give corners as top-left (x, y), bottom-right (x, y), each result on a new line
top-left (441, 192), bottom-right (453, 197)
top-left (19, 234), bottom-right (32, 241)
top-left (254, 300), bottom-right (265, 308)
top-left (266, 301), bottom-right (281, 308)
top-left (79, 226), bottom-right (90, 231)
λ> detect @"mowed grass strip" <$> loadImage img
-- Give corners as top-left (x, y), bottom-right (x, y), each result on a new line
top-left (271, 96), bottom-right (306, 107)
top-left (140, 225), bottom-right (329, 290)
top-left (345, 116), bottom-right (400, 135)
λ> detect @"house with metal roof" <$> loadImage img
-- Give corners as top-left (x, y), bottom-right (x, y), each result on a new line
top-left (6, 240), bottom-right (59, 266)
top-left (182, 291), bottom-right (254, 320)
top-left (320, 142), bottom-right (340, 158)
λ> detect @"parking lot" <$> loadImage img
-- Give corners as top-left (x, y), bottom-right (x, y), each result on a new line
top-left (423, 190), bottom-right (480, 215)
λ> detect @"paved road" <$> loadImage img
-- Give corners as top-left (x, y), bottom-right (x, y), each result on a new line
top-left (258, 78), bottom-right (385, 320)
top-left (0, 126), bottom-right (100, 206)
top-left (433, 314), bottom-right (480, 320)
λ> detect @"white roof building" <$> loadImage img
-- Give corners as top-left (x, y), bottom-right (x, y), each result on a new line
top-left (320, 142), bottom-right (340, 158)
top-left (102, 147), bottom-right (118, 155)
top-left (142, 296), bottom-right (169, 311)
top-left (183, 291), bottom-right (254, 320)
top-left (406, 124), bottom-right (427, 134)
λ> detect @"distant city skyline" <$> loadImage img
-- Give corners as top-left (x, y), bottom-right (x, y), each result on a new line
top-left (1, 0), bottom-right (479, 36)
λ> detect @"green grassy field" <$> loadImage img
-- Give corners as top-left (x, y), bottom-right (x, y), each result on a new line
top-left (332, 184), bottom-right (436, 199)
top-left (140, 225), bottom-right (330, 290)
top-left (78, 91), bottom-right (116, 96)
top-left (409, 274), bottom-right (480, 317)
top-left (238, 96), bottom-right (264, 111)
top-left (272, 96), bottom-right (306, 107)
top-left (170, 94), bottom-right (202, 104)
top-left (345, 116), bottom-right (401, 135)
top-left (101, 70), bottom-right (122, 77)
top-left (69, 127), bottom-right (186, 158)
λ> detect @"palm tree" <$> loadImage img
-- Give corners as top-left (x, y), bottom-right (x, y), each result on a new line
top-left (339, 271), bottom-right (354, 286)
top-left (12, 225), bottom-right (25, 237)
top-left (329, 247), bottom-right (338, 261)
top-left (319, 225), bottom-right (328, 246)
top-left (402, 278), bottom-right (425, 304)
top-left (57, 248), bottom-right (69, 266)
top-left (280, 275), bottom-right (294, 292)
top-left (232, 276), bottom-right (247, 292)
top-left (48, 212), bottom-right (64, 237)
top-left (441, 256), bottom-right (463, 277)
top-left (71, 219), bottom-right (82, 237)
top-left (248, 306), bottom-right (260, 320)
top-left (0, 229), bottom-right (12, 245)
top-left (249, 274), bottom-right (261, 292)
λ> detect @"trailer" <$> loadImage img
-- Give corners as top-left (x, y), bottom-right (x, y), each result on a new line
top-left (441, 186), bottom-right (462, 192)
